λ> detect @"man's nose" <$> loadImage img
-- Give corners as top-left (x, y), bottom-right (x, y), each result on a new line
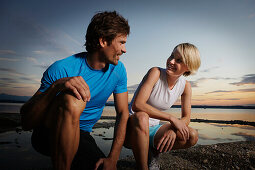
top-left (122, 46), bottom-right (126, 53)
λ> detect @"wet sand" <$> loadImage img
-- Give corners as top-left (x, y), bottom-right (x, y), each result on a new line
top-left (1, 112), bottom-right (255, 169)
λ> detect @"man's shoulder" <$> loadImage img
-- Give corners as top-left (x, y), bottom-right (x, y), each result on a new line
top-left (50, 52), bottom-right (86, 69)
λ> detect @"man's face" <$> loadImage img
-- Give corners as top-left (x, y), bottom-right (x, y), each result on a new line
top-left (101, 34), bottom-right (127, 65)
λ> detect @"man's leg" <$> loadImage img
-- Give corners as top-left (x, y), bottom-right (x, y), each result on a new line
top-left (124, 112), bottom-right (150, 170)
top-left (44, 92), bottom-right (86, 170)
top-left (153, 123), bottom-right (198, 151)
top-left (71, 130), bottom-right (106, 170)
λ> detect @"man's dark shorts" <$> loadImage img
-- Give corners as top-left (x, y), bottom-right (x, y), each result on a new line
top-left (31, 127), bottom-right (106, 170)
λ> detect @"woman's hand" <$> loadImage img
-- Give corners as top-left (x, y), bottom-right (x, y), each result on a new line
top-left (156, 129), bottom-right (176, 152)
top-left (170, 117), bottom-right (189, 141)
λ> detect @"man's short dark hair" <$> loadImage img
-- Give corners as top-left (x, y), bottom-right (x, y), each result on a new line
top-left (85, 11), bottom-right (130, 52)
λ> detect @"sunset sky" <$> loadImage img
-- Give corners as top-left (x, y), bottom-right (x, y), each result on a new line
top-left (1, 0), bottom-right (255, 106)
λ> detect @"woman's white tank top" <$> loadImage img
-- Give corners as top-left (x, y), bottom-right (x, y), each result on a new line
top-left (129, 68), bottom-right (186, 126)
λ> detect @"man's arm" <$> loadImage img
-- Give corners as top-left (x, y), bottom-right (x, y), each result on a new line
top-left (20, 76), bottom-right (90, 130)
top-left (95, 92), bottom-right (129, 170)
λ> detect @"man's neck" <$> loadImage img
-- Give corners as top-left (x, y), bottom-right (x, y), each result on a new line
top-left (86, 52), bottom-right (107, 70)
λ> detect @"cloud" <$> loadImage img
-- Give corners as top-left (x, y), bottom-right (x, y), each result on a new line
top-left (1, 13), bottom-right (75, 57)
top-left (26, 57), bottom-right (39, 64)
top-left (248, 13), bottom-right (255, 19)
top-left (238, 88), bottom-right (255, 92)
top-left (0, 57), bottom-right (19, 62)
top-left (189, 81), bottom-right (199, 87)
top-left (230, 74), bottom-right (255, 86)
top-left (191, 77), bottom-right (235, 88)
top-left (0, 67), bottom-right (40, 84)
top-left (0, 68), bottom-right (25, 77)
top-left (215, 98), bottom-right (240, 101)
top-left (206, 90), bottom-right (233, 94)
top-left (0, 77), bottom-right (19, 84)
top-left (0, 50), bottom-right (16, 55)
top-left (206, 88), bottom-right (255, 94)
top-left (200, 66), bottom-right (220, 73)
top-left (34, 64), bottom-right (50, 70)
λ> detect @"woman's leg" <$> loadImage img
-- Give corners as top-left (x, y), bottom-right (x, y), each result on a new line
top-left (154, 123), bottom-right (198, 152)
top-left (124, 112), bottom-right (150, 170)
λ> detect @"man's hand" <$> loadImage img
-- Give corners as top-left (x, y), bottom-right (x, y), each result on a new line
top-left (156, 129), bottom-right (176, 152)
top-left (171, 117), bottom-right (189, 141)
top-left (94, 157), bottom-right (117, 170)
top-left (53, 76), bottom-right (90, 102)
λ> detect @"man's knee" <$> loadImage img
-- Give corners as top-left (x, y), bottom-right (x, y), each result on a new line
top-left (187, 127), bottom-right (198, 147)
top-left (57, 92), bottom-right (87, 122)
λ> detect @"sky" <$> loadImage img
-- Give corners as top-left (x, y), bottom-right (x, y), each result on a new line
top-left (0, 0), bottom-right (255, 106)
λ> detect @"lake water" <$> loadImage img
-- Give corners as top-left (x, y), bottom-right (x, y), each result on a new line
top-left (0, 103), bottom-right (255, 169)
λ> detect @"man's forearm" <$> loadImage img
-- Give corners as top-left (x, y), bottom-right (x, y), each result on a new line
top-left (107, 111), bottom-right (129, 162)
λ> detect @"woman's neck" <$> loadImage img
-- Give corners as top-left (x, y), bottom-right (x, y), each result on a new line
top-left (166, 73), bottom-right (180, 90)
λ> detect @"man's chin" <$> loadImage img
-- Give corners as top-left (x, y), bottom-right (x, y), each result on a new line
top-left (112, 60), bottom-right (119, 65)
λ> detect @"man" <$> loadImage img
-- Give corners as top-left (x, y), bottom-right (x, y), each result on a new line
top-left (20, 11), bottom-right (130, 170)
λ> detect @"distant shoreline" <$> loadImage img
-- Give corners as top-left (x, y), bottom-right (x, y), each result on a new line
top-left (1, 113), bottom-right (255, 133)
top-left (1, 100), bottom-right (255, 109)
top-left (100, 116), bottom-right (255, 127)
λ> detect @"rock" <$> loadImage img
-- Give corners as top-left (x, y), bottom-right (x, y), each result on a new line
top-left (117, 141), bottom-right (255, 170)
top-left (203, 159), bottom-right (208, 164)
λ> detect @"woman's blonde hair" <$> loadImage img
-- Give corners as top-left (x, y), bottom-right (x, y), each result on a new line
top-left (174, 43), bottom-right (201, 76)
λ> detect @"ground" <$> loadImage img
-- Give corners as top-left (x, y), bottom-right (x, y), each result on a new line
top-left (117, 141), bottom-right (255, 170)
top-left (1, 113), bottom-right (255, 169)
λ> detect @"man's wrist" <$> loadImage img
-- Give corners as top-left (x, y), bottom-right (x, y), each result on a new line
top-left (107, 153), bottom-right (118, 163)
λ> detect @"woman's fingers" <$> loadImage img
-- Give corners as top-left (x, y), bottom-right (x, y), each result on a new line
top-left (157, 136), bottom-right (165, 150)
top-left (163, 138), bottom-right (171, 152)
top-left (167, 135), bottom-right (176, 152)
top-left (159, 136), bottom-right (168, 152)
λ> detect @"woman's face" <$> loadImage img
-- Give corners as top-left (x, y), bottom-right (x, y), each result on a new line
top-left (166, 50), bottom-right (189, 77)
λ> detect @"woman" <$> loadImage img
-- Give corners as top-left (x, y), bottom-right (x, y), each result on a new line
top-left (124, 43), bottom-right (201, 170)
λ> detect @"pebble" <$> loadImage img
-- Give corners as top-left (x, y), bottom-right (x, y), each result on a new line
top-left (249, 166), bottom-right (255, 170)
top-left (203, 159), bottom-right (208, 164)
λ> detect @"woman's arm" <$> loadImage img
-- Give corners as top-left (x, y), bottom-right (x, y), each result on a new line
top-left (180, 81), bottom-right (192, 126)
top-left (132, 67), bottom-right (179, 123)
top-left (132, 68), bottom-right (189, 140)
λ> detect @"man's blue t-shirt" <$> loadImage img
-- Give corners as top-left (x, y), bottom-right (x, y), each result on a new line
top-left (39, 52), bottom-right (127, 132)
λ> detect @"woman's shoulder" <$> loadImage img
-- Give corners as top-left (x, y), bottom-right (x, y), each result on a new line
top-left (146, 67), bottom-right (162, 81)
top-left (148, 67), bottom-right (161, 76)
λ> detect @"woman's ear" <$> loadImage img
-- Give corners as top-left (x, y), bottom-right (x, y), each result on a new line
top-left (99, 37), bottom-right (108, 48)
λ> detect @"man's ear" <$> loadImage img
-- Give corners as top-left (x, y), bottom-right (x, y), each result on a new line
top-left (99, 38), bottom-right (108, 48)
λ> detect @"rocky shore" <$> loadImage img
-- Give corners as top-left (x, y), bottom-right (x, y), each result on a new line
top-left (117, 141), bottom-right (255, 169)
top-left (1, 112), bottom-right (255, 169)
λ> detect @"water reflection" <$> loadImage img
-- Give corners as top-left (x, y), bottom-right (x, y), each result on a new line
top-left (0, 122), bottom-right (255, 169)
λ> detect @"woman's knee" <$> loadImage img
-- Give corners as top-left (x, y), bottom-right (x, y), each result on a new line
top-left (188, 127), bottom-right (198, 146)
top-left (129, 112), bottom-right (149, 134)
